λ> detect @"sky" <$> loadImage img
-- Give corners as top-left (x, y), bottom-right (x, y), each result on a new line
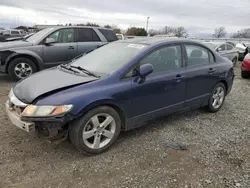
top-left (0, 0), bottom-right (250, 37)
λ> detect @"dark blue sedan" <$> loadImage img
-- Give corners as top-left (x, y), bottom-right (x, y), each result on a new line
top-left (6, 38), bottom-right (234, 154)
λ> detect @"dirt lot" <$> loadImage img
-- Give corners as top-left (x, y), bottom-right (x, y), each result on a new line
top-left (0, 63), bottom-right (249, 188)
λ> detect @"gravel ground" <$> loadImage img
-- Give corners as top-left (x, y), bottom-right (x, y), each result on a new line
top-left (0, 63), bottom-right (249, 188)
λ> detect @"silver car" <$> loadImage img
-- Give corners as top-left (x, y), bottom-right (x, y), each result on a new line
top-left (203, 42), bottom-right (238, 66)
top-left (0, 26), bottom-right (118, 80)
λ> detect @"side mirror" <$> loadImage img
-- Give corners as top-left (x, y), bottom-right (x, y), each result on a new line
top-left (45, 38), bottom-right (56, 45)
top-left (138, 64), bottom-right (154, 78)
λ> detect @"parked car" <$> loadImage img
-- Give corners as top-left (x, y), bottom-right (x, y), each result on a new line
top-left (203, 42), bottom-right (239, 66)
top-left (6, 38), bottom-right (234, 154)
top-left (241, 53), bottom-right (250, 78)
top-left (0, 26), bottom-right (118, 80)
top-left (4, 33), bottom-right (34, 42)
top-left (236, 43), bottom-right (250, 61)
top-left (2, 29), bottom-right (24, 38)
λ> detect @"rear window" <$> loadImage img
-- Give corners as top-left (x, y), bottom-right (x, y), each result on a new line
top-left (77, 28), bottom-right (101, 42)
top-left (98, 29), bottom-right (118, 42)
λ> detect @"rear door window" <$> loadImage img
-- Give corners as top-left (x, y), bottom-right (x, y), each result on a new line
top-left (185, 45), bottom-right (211, 67)
top-left (76, 28), bottom-right (101, 42)
top-left (98, 29), bottom-right (118, 42)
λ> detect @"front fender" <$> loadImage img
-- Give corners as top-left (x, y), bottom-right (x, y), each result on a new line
top-left (5, 49), bottom-right (44, 71)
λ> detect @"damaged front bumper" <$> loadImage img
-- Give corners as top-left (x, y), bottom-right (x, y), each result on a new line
top-left (6, 100), bottom-right (73, 139)
top-left (6, 101), bottom-right (35, 133)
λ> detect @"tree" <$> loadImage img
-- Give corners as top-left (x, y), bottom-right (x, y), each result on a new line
top-left (163, 26), bottom-right (174, 35)
top-left (85, 22), bottom-right (100, 27)
top-left (69, 23), bottom-right (72, 26)
top-left (232, 28), bottom-right (250, 38)
top-left (213, 27), bottom-right (227, 38)
top-left (126, 27), bottom-right (147, 36)
top-left (104, 25), bottom-right (121, 33)
top-left (173, 27), bottom-right (188, 38)
top-left (104, 25), bottom-right (112, 28)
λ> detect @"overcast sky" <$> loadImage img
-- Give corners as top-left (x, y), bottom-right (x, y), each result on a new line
top-left (0, 0), bottom-right (250, 36)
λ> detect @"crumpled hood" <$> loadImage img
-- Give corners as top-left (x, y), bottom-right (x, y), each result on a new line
top-left (0, 40), bottom-right (33, 50)
top-left (13, 68), bottom-right (99, 104)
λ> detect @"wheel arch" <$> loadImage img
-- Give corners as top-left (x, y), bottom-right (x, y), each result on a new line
top-left (217, 79), bottom-right (228, 93)
top-left (77, 100), bottom-right (126, 130)
top-left (5, 51), bottom-right (44, 73)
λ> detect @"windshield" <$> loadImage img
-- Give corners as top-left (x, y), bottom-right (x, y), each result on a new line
top-left (26, 28), bottom-right (54, 43)
top-left (71, 42), bottom-right (148, 75)
top-left (203, 43), bottom-right (217, 49)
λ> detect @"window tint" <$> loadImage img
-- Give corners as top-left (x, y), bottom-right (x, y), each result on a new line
top-left (11, 31), bottom-right (20, 35)
top-left (140, 45), bottom-right (182, 73)
top-left (77, 28), bottom-right (100, 42)
top-left (185, 45), bottom-right (210, 67)
top-left (47, 29), bottom-right (74, 43)
top-left (98, 29), bottom-right (118, 42)
top-left (226, 44), bottom-right (233, 50)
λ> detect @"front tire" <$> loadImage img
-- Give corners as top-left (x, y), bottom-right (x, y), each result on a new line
top-left (207, 83), bottom-right (226, 113)
top-left (69, 106), bottom-right (121, 155)
top-left (8, 57), bottom-right (37, 81)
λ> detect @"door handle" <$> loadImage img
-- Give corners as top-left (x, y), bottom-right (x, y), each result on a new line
top-left (175, 74), bottom-right (185, 83)
top-left (68, 46), bottom-right (74, 49)
top-left (208, 68), bottom-right (216, 74)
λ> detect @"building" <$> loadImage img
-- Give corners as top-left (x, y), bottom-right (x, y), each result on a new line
top-left (33, 24), bottom-right (63, 30)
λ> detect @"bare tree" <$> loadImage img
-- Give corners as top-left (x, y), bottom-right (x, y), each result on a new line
top-left (173, 27), bottom-right (188, 38)
top-left (232, 28), bottom-right (250, 38)
top-left (213, 27), bottom-right (227, 38)
top-left (163, 26), bottom-right (174, 35)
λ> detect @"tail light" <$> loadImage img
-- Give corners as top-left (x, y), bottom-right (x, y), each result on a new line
top-left (242, 54), bottom-right (250, 71)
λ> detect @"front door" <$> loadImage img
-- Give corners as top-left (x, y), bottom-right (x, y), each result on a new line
top-left (43, 28), bottom-right (77, 68)
top-left (129, 44), bottom-right (186, 121)
top-left (184, 44), bottom-right (220, 107)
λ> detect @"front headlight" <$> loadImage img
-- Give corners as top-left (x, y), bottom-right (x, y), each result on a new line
top-left (21, 105), bottom-right (73, 117)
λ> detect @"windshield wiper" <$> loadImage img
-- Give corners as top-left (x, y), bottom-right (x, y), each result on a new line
top-left (60, 64), bottom-right (80, 74)
top-left (69, 65), bottom-right (100, 78)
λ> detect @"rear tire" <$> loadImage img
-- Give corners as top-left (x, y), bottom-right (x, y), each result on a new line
top-left (207, 83), bottom-right (226, 113)
top-left (69, 106), bottom-right (121, 155)
top-left (241, 71), bottom-right (249, 79)
top-left (8, 57), bottom-right (37, 81)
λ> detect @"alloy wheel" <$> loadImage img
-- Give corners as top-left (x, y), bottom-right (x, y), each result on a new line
top-left (14, 62), bottom-right (33, 79)
top-left (82, 113), bottom-right (116, 149)
top-left (212, 86), bottom-right (225, 109)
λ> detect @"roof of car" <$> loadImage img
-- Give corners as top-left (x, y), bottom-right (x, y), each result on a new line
top-left (47, 26), bottom-right (114, 31)
top-left (118, 37), bottom-right (197, 45)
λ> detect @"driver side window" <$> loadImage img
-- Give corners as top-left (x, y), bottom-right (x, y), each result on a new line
top-left (46, 29), bottom-right (74, 43)
top-left (125, 45), bottom-right (182, 78)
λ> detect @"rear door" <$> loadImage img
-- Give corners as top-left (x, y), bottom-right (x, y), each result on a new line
top-left (76, 28), bottom-right (103, 56)
top-left (184, 44), bottom-right (220, 107)
top-left (43, 28), bottom-right (77, 68)
top-left (225, 44), bottom-right (237, 61)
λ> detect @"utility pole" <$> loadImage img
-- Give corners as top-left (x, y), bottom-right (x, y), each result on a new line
top-left (146, 17), bottom-right (150, 33)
